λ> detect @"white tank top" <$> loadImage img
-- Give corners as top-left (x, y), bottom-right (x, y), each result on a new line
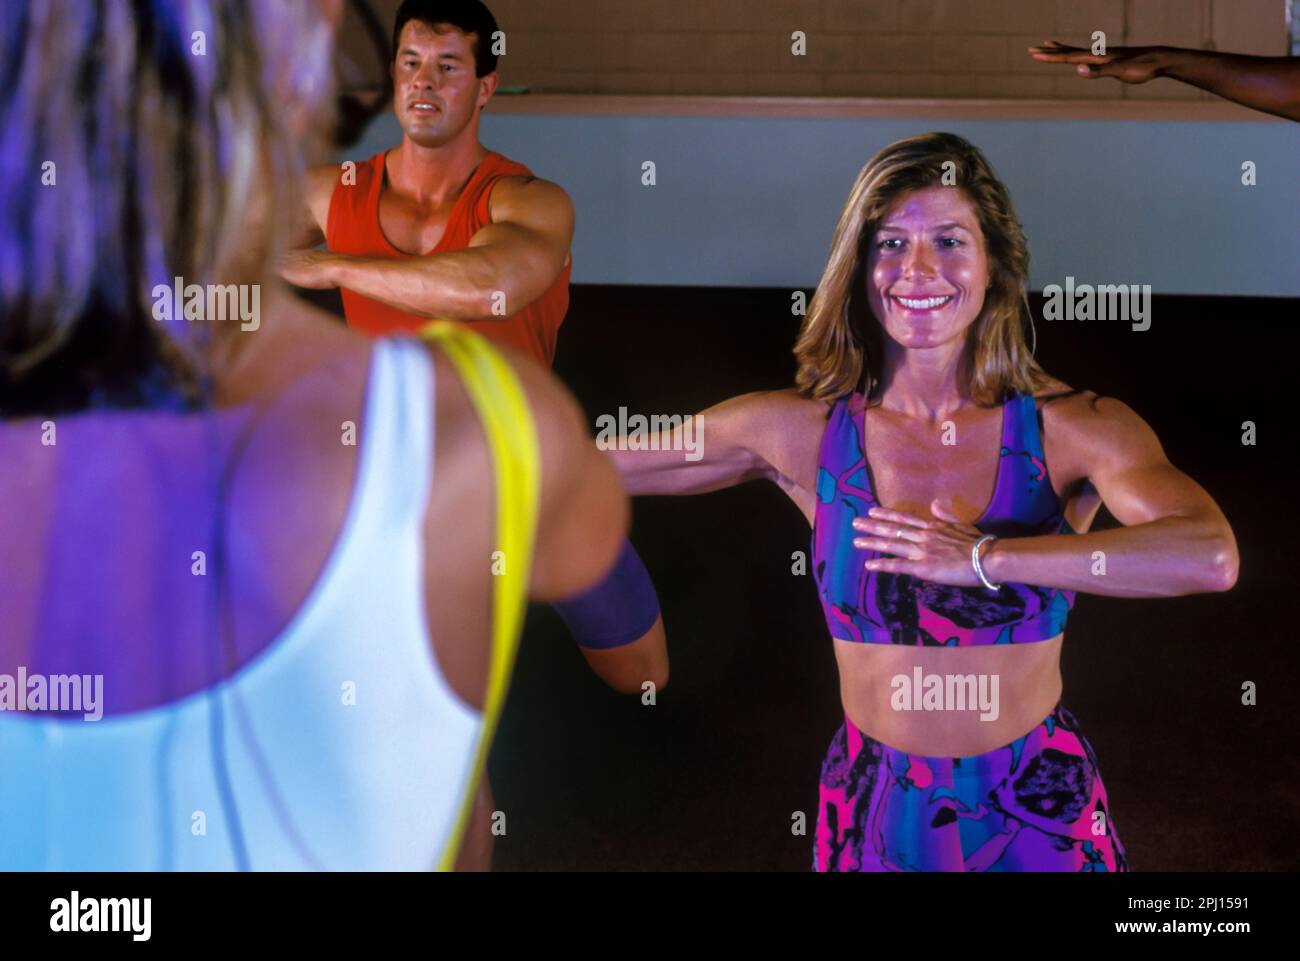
top-left (0, 338), bottom-right (485, 869)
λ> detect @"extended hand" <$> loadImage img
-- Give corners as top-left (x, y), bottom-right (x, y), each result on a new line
top-left (1027, 40), bottom-right (1166, 84)
top-left (852, 500), bottom-right (992, 588)
top-left (278, 249), bottom-right (340, 289)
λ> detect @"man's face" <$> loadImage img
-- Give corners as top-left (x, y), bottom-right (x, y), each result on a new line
top-left (391, 20), bottom-right (494, 148)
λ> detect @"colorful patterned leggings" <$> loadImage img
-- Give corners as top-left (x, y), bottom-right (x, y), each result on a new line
top-left (814, 702), bottom-right (1129, 872)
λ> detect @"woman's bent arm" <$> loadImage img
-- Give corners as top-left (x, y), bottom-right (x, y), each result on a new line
top-left (985, 394), bottom-right (1239, 597)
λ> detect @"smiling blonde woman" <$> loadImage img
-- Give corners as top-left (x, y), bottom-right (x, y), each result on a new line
top-left (609, 131), bottom-right (1238, 872)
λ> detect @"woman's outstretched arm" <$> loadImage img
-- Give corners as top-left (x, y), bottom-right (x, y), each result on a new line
top-left (606, 390), bottom-right (798, 496)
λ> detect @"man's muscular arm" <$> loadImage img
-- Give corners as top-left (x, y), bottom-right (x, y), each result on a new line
top-left (281, 175), bottom-right (574, 322)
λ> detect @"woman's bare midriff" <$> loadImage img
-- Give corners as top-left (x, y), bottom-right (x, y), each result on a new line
top-left (833, 633), bottom-right (1064, 757)
top-left (769, 386), bottom-right (1089, 759)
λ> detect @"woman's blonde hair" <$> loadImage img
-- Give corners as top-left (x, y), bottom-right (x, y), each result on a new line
top-left (794, 131), bottom-right (1053, 406)
top-left (0, 0), bottom-right (334, 415)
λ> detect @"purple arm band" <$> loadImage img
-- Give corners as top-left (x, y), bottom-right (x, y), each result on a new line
top-left (551, 537), bottom-right (661, 650)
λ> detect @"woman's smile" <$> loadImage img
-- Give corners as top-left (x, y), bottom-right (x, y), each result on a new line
top-left (890, 292), bottom-right (956, 313)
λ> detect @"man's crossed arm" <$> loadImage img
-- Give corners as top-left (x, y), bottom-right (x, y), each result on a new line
top-left (279, 168), bottom-right (574, 322)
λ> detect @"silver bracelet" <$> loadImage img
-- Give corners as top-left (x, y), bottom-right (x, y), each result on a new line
top-left (972, 535), bottom-right (1001, 591)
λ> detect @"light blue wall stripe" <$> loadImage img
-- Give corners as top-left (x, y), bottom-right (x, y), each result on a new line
top-left (346, 111), bottom-right (1299, 296)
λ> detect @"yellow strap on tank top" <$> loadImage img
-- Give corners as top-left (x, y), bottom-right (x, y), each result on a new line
top-left (416, 321), bottom-right (540, 872)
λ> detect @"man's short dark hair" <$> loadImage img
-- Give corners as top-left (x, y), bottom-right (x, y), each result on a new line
top-left (392, 0), bottom-right (499, 78)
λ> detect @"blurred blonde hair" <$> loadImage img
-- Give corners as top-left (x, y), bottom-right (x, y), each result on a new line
top-left (0, 0), bottom-right (334, 414)
top-left (794, 132), bottom-right (1053, 407)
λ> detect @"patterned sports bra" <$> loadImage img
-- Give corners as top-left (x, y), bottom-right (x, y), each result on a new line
top-left (812, 389), bottom-right (1075, 646)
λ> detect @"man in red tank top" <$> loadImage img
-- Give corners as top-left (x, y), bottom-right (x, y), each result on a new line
top-left (280, 1), bottom-right (666, 872)
top-left (279, 3), bottom-right (570, 367)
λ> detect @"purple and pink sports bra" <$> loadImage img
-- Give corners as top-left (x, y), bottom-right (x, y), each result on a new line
top-left (812, 389), bottom-right (1075, 646)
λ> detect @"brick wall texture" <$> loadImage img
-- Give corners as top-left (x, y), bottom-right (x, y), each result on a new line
top-left (343, 0), bottom-right (1288, 100)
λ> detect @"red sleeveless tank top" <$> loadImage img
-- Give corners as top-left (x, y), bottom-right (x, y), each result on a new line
top-left (325, 149), bottom-right (570, 367)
